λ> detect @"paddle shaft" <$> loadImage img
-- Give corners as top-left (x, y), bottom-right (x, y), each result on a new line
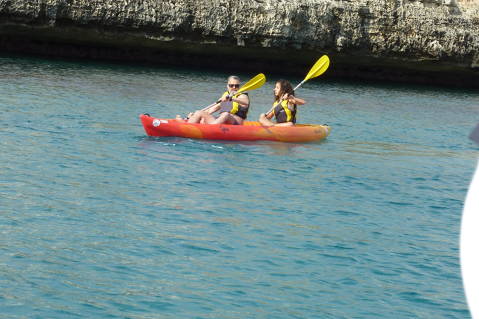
top-left (293, 80), bottom-right (305, 91)
top-left (199, 92), bottom-right (238, 112)
top-left (200, 100), bottom-right (221, 112)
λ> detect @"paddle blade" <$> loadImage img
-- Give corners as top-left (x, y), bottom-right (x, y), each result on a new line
top-left (304, 55), bottom-right (330, 82)
top-left (236, 73), bottom-right (266, 95)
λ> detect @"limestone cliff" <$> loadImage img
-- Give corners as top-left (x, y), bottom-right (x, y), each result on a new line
top-left (0, 0), bottom-right (478, 87)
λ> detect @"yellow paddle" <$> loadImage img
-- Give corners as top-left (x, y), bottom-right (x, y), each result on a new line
top-left (266, 55), bottom-right (330, 116)
top-left (200, 73), bottom-right (266, 112)
top-left (236, 73), bottom-right (267, 96)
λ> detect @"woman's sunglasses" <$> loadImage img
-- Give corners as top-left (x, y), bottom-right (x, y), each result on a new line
top-left (228, 84), bottom-right (240, 88)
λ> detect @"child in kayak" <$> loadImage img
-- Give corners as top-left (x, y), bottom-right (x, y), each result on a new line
top-left (182, 76), bottom-right (250, 125)
top-left (259, 79), bottom-right (305, 127)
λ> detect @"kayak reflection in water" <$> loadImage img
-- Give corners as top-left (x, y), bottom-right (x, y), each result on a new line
top-left (259, 79), bottom-right (306, 127)
top-left (182, 75), bottom-right (250, 125)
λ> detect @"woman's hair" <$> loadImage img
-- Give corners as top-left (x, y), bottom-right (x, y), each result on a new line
top-left (275, 79), bottom-right (294, 101)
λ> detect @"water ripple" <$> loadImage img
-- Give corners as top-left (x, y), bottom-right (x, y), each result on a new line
top-left (0, 55), bottom-right (476, 318)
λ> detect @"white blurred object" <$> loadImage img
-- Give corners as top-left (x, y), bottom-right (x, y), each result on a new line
top-left (461, 159), bottom-right (479, 319)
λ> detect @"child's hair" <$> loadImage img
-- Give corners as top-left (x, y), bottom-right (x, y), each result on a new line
top-left (275, 79), bottom-right (294, 102)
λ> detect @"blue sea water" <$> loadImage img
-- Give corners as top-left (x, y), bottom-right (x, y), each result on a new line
top-left (0, 55), bottom-right (478, 318)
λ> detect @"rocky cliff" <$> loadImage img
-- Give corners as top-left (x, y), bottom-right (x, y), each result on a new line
top-left (0, 0), bottom-right (478, 87)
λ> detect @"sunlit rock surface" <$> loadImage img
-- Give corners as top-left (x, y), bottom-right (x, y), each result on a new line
top-left (0, 0), bottom-right (478, 87)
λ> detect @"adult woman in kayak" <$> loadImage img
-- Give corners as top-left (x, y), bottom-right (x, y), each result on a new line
top-left (259, 79), bottom-right (305, 127)
top-left (185, 76), bottom-right (250, 125)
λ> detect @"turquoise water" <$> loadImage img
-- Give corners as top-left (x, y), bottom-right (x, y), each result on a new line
top-left (1, 56), bottom-right (478, 318)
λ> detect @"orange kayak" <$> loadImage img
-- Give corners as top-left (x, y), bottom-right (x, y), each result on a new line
top-left (140, 114), bottom-right (331, 143)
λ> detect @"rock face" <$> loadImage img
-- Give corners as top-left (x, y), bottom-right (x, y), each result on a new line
top-left (0, 0), bottom-right (478, 87)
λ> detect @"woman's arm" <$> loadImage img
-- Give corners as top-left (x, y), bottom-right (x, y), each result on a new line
top-left (231, 93), bottom-right (249, 106)
top-left (286, 94), bottom-right (305, 106)
top-left (264, 111), bottom-right (274, 119)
